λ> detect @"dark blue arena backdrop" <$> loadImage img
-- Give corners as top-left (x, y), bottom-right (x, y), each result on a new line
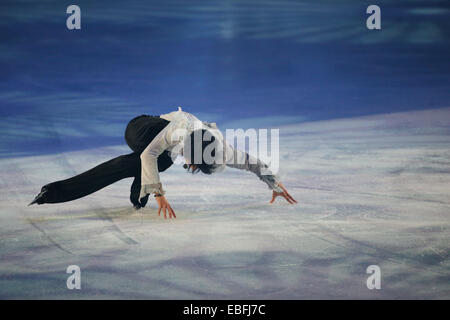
top-left (0, 0), bottom-right (449, 158)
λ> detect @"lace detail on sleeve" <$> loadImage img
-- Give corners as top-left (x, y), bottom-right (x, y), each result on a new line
top-left (139, 182), bottom-right (165, 199)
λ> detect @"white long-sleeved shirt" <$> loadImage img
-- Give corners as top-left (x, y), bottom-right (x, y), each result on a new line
top-left (139, 107), bottom-right (282, 199)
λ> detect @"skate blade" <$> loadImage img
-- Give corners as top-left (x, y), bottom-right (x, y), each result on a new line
top-left (28, 189), bottom-right (48, 206)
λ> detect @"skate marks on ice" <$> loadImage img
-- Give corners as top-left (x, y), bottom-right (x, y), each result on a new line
top-left (1, 155), bottom-right (139, 255)
top-left (1, 108), bottom-right (450, 298)
top-left (42, 117), bottom-right (140, 246)
top-left (283, 183), bottom-right (449, 280)
top-left (45, 144), bottom-right (140, 246)
top-left (0, 161), bottom-right (75, 255)
top-left (0, 117), bottom-right (139, 254)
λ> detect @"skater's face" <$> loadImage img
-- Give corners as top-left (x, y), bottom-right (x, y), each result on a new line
top-left (183, 129), bottom-right (221, 175)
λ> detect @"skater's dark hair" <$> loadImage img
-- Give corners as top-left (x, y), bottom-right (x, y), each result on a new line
top-left (183, 129), bottom-right (220, 175)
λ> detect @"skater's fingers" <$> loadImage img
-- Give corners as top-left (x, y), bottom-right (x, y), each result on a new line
top-left (158, 207), bottom-right (161, 217)
top-left (279, 183), bottom-right (288, 193)
top-left (282, 190), bottom-right (292, 200)
top-left (283, 193), bottom-right (295, 204)
top-left (286, 194), bottom-right (295, 204)
top-left (282, 194), bottom-right (291, 203)
top-left (168, 205), bottom-right (176, 219)
top-left (280, 186), bottom-right (293, 199)
top-left (285, 192), bottom-right (297, 203)
top-left (285, 189), bottom-right (294, 199)
top-left (286, 198), bottom-right (295, 205)
top-left (278, 183), bottom-right (297, 203)
top-left (163, 207), bottom-right (167, 219)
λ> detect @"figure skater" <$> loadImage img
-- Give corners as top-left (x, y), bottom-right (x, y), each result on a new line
top-left (29, 107), bottom-right (297, 218)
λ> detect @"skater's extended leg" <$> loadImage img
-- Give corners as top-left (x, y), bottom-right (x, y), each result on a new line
top-left (30, 115), bottom-right (175, 206)
top-left (30, 152), bottom-right (140, 205)
top-left (30, 150), bottom-right (174, 206)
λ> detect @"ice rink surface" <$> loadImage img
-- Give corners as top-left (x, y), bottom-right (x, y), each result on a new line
top-left (0, 108), bottom-right (449, 299)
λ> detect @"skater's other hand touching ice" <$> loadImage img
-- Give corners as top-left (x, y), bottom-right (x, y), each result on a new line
top-left (270, 182), bottom-right (297, 204)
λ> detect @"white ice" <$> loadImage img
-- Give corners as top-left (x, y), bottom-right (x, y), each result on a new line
top-left (0, 108), bottom-right (449, 299)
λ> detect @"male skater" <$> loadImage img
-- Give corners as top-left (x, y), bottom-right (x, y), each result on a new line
top-left (30, 107), bottom-right (297, 218)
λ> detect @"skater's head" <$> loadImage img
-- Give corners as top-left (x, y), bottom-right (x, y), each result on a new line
top-left (183, 129), bottom-right (223, 175)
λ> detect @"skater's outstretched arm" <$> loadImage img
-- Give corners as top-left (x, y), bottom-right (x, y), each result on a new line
top-left (224, 143), bottom-right (297, 204)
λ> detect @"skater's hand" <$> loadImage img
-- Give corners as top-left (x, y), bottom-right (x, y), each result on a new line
top-left (270, 182), bottom-right (297, 204)
top-left (155, 195), bottom-right (176, 219)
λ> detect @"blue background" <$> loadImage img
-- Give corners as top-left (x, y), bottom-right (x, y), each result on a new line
top-left (1, 0), bottom-right (449, 157)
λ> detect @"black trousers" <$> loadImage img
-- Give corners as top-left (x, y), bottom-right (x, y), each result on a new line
top-left (39, 115), bottom-right (173, 206)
